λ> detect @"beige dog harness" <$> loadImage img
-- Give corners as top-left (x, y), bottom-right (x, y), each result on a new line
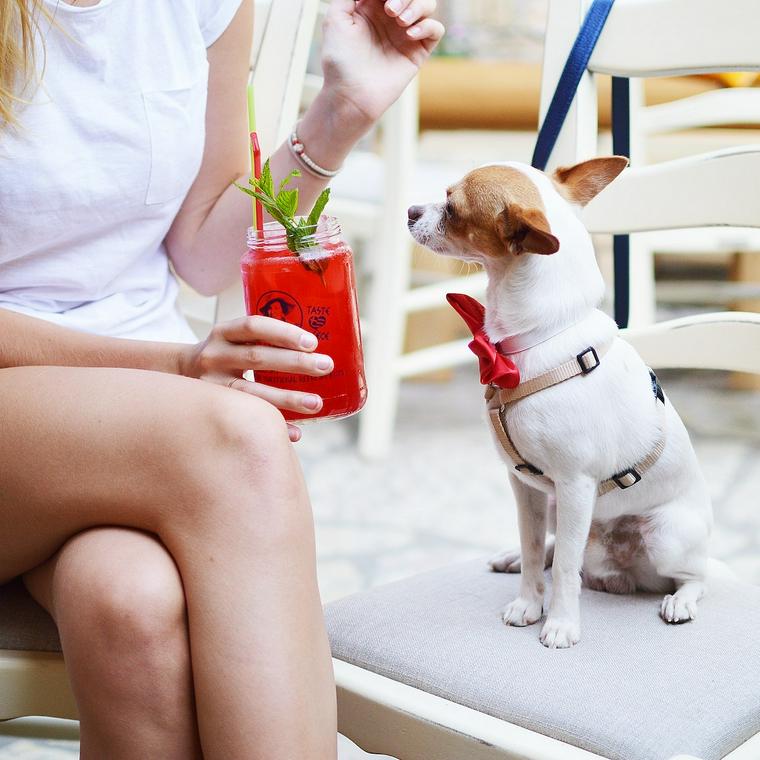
top-left (484, 343), bottom-right (668, 497)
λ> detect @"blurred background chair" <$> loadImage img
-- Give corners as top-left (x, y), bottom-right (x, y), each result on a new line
top-left (182, 0), bottom-right (760, 456)
top-left (340, 1), bottom-right (760, 455)
top-left (328, 1), bottom-right (760, 758)
top-left (626, 77), bottom-right (760, 330)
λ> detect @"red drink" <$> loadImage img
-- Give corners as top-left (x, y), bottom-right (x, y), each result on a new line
top-left (241, 218), bottom-right (367, 422)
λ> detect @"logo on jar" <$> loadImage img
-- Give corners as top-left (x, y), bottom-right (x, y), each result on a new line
top-left (308, 315), bottom-right (327, 330)
top-left (257, 291), bottom-right (303, 327)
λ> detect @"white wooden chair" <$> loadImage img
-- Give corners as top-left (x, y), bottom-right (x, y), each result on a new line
top-left (182, 0), bottom-right (483, 460)
top-left (327, 1), bottom-right (760, 757)
top-left (294, 0), bottom-right (425, 460)
top-left (625, 77), bottom-right (760, 326)
top-left (348, 90), bottom-right (493, 459)
top-left (0, 0), bottom-right (319, 740)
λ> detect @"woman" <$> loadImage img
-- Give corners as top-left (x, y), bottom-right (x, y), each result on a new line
top-left (0, 0), bottom-right (443, 757)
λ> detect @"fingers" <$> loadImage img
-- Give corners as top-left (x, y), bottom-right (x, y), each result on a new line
top-left (230, 377), bottom-right (324, 416)
top-left (406, 17), bottom-right (445, 46)
top-left (384, 0), bottom-right (413, 19)
top-left (233, 344), bottom-right (333, 376)
top-left (387, 0), bottom-right (435, 27)
top-left (287, 424), bottom-right (302, 443)
top-left (219, 315), bottom-right (318, 352)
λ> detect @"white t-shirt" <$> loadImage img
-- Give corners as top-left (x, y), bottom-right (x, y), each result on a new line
top-left (0, 0), bottom-right (243, 342)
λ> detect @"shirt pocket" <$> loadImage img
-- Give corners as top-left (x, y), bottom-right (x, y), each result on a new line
top-left (142, 69), bottom-right (208, 206)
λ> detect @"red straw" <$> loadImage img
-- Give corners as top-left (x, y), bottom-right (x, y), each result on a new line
top-left (250, 131), bottom-right (264, 234)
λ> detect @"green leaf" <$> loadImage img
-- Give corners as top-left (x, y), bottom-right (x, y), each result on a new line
top-left (234, 181), bottom-right (256, 197)
top-left (307, 188), bottom-right (331, 229)
top-left (278, 169), bottom-right (301, 195)
top-left (259, 159), bottom-right (274, 198)
top-left (275, 188), bottom-right (299, 219)
top-left (234, 157), bottom-right (331, 257)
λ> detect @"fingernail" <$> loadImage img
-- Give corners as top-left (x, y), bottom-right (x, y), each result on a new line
top-left (316, 356), bottom-right (333, 371)
top-left (400, 9), bottom-right (413, 23)
top-left (300, 333), bottom-right (318, 350)
top-left (387, 0), bottom-right (403, 14)
top-left (303, 395), bottom-right (321, 410)
top-left (407, 26), bottom-right (422, 38)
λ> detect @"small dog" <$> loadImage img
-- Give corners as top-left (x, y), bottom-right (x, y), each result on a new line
top-left (407, 158), bottom-right (713, 648)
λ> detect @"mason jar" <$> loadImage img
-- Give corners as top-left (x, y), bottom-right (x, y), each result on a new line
top-left (241, 217), bottom-right (367, 422)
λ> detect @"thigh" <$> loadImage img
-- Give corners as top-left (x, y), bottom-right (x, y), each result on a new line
top-left (0, 364), bottom-right (269, 583)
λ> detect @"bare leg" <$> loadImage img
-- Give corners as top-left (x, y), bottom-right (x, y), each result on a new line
top-left (0, 366), bottom-right (336, 760)
top-left (501, 476), bottom-right (547, 627)
top-left (540, 477), bottom-right (597, 649)
top-left (24, 528), bottom-right (202, 760)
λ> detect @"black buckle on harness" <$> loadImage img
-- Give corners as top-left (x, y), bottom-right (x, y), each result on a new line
top-left (649, 369), bottom-right (665, 403)
top-left (576, 347), bottom-right (600, 374)
top-left (612, 468), bottom-right (642, 489)
top-left (516, 463), bottom-right (544, 476)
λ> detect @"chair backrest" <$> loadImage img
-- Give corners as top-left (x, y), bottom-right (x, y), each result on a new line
top-left (541, 0), bottom-right (760, 172)
top-left (214, 0), bottom-right (320, 323)
top-left (540, 0), bottom-right (760, 373)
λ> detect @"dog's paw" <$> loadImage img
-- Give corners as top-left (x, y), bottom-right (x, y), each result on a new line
top-left (539, 617), bottom-right (580, 649)
top-left (660, 593), bottom-right (697, 624)
top-left (489, 548), bottom-right (522, 573)
top-left (502, 596), bottom-right (543, 627)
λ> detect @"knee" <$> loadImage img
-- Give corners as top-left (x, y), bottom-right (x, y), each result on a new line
top-left (208, 392), bottom-right (293, 466)
top-left (52, 529), bottom-right (187, 667)
top-left (153, 388), bottom-right (311, 549)
top-left (179, 392), bottom-right (305, 512)
top-left (174, 390), bottom-right (294, 485)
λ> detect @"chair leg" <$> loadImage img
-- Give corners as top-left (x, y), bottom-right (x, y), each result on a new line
top-left (358, 234), bottom-right (414, 459)
top-left (729, 250), bottom-right (760, 390)
top-left (626, 81), bottom-right (656, 329)
top-left (627, 234), bottom-right (656, 327)
top-left (357, 85), bottom-right (418, 460)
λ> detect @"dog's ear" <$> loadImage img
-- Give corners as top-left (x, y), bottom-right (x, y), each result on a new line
top-left (498, 205), bottom-right (560, 256)
top-left (552, 156), bottom-right (629, 206)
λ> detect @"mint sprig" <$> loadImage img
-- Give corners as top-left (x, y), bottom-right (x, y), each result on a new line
top-left (235, 160), bottom-right (331, 256)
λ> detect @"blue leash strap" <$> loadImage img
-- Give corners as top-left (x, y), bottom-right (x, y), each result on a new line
top-left (531, 0), bottom-right (633, 328)
top-left (531, 0), bottom-right (616, 171)
top-left (611, 76), bottom-right (631, 328)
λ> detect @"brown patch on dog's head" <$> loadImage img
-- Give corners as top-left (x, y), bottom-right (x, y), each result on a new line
top-left (552, 156), bottom-right (629, 206)
top-left (444, 165), bottom-right (559, 258)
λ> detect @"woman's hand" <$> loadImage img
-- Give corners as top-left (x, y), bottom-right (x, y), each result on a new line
top-left (321, 0), bottom-right (445, 125)
top-left (178, 316), bottom-right (334, 442)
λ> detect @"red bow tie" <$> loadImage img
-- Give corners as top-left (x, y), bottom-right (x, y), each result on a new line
top-left (447, 293), bottom-right (521, 389)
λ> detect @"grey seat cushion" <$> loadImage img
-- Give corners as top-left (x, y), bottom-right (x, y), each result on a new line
top-left (326, 560), bottom-right (760, 760)
top-left (0, 579), bottom-right (61, 653)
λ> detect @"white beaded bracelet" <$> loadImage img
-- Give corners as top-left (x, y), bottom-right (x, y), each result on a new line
top-left (288, 123), bottom-right (342, 179)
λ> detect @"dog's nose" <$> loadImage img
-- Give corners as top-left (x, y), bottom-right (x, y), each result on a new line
top-left (407, 205), bottom-right (424, 223)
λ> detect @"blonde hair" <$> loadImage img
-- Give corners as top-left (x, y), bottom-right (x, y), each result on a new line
top-left (0, 0), bottom-right (45, 128)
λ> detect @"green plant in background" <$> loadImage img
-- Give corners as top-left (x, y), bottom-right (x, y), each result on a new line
top-left (235, 160), bottom-right (330, 256)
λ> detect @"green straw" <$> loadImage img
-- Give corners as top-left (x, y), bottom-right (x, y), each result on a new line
top-left (247, 82), bottom-right (257, 136)
top-left (247, 83), bottom-right (257, 230)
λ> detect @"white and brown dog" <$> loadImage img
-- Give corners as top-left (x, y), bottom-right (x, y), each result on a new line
top-left (407, 158), bottom-right (713, 648)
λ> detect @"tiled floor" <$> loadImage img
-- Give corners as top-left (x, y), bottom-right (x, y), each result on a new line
top-left (3, 365), bottom-right (759, 759)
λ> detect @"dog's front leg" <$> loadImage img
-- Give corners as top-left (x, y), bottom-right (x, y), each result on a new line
top-left (501, 474), bottom-right (547, 627)
top-left (540, 476), bottom-right (596, 649)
